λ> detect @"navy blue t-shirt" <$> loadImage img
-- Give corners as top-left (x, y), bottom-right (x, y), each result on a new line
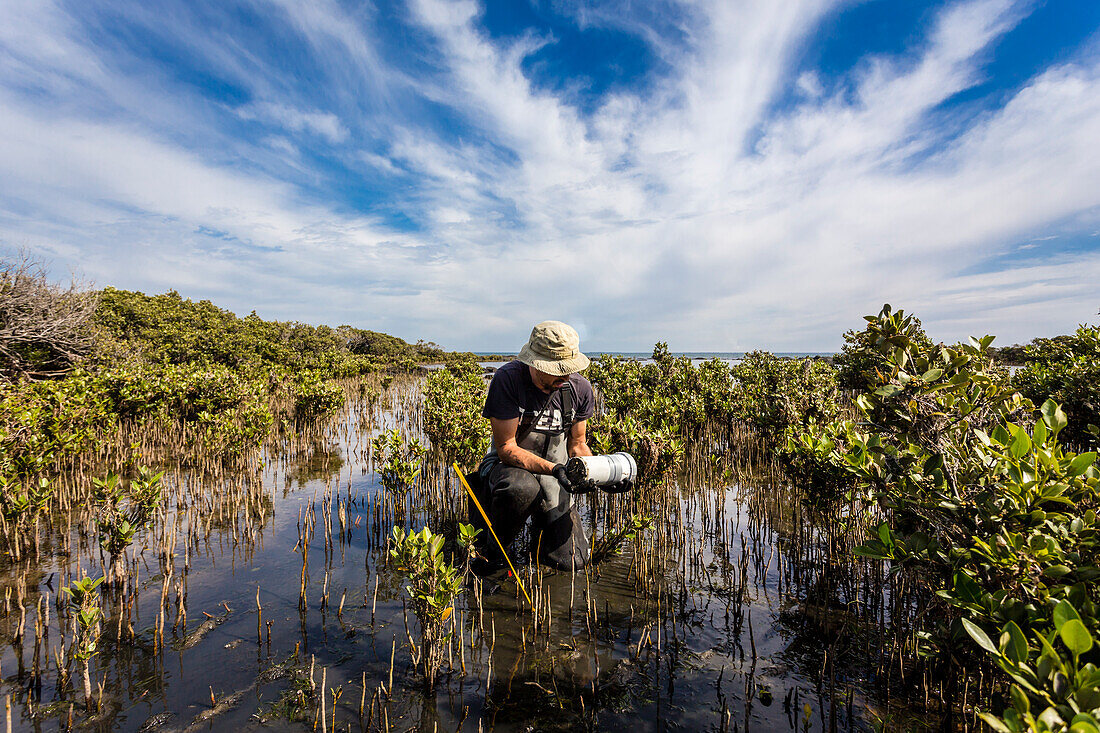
top-left (482, 360), bottom-right (594, 437)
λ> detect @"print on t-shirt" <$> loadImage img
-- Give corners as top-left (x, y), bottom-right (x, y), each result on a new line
top-left (520, 404), bottom-right (570, 435)
top-left (482, 360), bottom-right (595, 441)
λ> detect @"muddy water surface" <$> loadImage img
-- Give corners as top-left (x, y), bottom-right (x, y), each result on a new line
top-left (0, 380), bottom-right (924, 732)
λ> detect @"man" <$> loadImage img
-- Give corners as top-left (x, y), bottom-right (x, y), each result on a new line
top-left (475, 320), bottom-right (597, 572)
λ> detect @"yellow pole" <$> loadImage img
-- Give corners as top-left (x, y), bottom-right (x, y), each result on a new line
top-left (453, 463), bottom-right (532, 609)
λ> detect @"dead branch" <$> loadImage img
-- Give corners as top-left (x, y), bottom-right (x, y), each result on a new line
top-left (0, 252), bottom-right (98, 381)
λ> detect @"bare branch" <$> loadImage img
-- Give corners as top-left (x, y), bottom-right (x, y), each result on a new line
top-left (0, 251), bottom-right (98, 381)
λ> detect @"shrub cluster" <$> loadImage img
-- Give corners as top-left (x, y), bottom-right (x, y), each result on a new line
top-left (1013, 324), bottom-right (1100, 449)
top-left (729, 350), bottom-right (842, 448)
top-left (584, 343), bottom-right (844, 483)
top-left (794, 305), bottom-right (1100, 730)
top-left (0, 261), bottom-right (477, 518)
top-left (833, 313), bottom-right (934, 390)
top-left (585, 344), bottom-right (735, 480)
top-left (422, 361), bottom-right (490, 471)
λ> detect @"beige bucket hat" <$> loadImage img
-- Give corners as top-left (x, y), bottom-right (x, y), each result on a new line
top-left (517, 321), bottom-right (590, 376)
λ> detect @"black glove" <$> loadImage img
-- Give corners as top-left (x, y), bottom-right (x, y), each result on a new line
top-left (571, 478), bottom-right (599, 494)
top-left (602, 478), bottom-right (634, 494)
top-left (551, 464), bottom-right (574, 491)
top-left (552, 463), bottom-right (599, 494)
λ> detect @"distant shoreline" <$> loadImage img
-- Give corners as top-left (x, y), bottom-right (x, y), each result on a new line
top-left (469, 351), bottom-right (835, 359)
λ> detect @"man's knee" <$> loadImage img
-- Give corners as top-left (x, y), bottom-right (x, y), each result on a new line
top-left (489, 465), bottom-right (543, 509)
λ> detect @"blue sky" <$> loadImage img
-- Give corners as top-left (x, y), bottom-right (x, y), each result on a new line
top-left (1, 0), bottom-right (1098, 351)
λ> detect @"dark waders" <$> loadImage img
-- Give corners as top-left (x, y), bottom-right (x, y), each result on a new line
top-left (467, 384), bottom-right (590, 572)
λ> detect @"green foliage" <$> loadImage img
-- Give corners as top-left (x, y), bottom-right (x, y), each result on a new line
top-left (94, 288), bottom-right (372, 375)
top-left (372, 429), bottom-right (424, 494)
top-left (71, 361), bottom-right (274, 457)
top-left (340, 327), bottom-right (486, 365)
top-left (990, 343), bottom-right (1030, 367)
top-left (389, 526), bottom-right (464, 688)
top-left (1, 374), bottom-right (112, 555)
top-left (422, 361), bottom-right (490, 470)
top-left (728, 351), bottom-right (851, 504)
top-left (729, 351), bottom-right (841, 449)
top-left (803, 304), bottom-right (1100, 731)
top-left (93, 467), bottom-right (164, 584)
top-left (589, 343), bottom-right (734, 439)
top-left (833, 314), bottom-right (933, 390)
top-left (586, 345), bottom-right (842, 485)
top-left (587, 411), bottom-right (684, 482)
top-left (455, 522), bottom-right (482, 577)
top-left (964, 600), bottom-right (1100, 732)
top-left (0, 476), bottom-right (51, 523)
top-left (781, 425), bottom-right (857, 511)
top-left (591, 514), bottom-right (654, 564)
top-left (291, 371), bottom-right (345, 419)
top-left (1, 371), bottom-right (106, 477)
top-left (62, 574), bottom-right (104, 662)
top-left (1014, 324), bottom-right (1100, 448)
top-left (586, 343), bottom-right (733, 480)
top-left (2, 285), bottom-right (478, 524)
top-left (98, 362), bottom-right (275, 441)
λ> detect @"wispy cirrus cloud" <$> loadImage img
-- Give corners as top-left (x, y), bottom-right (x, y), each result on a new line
top-left (237, 102), bottom-right (349, 144)
top-left (0, 0), bottom-right (1097, 350)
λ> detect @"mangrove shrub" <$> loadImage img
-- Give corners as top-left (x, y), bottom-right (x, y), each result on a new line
top-left (389, 526), bottom-right (463, 688)
top-left (1014, 323), bottom-right (1100, 449)
top-left (802, 305), bottom-right (1100, 730)
top-left (422, 361), bottom-right (490, 470)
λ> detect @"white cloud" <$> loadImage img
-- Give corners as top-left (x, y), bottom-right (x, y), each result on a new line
top-left (0, 0), bottom-right (1098, 351)
top-left (238, 102), bottom-right (349, 144)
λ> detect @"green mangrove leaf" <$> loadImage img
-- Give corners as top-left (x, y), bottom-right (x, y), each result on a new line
top-left (923, 453), bottom-right (944, 472)
top-left (1061, 619), bottom-right (1094, 657)
top-left (875, 384), bottom-right (902, 398)
top-left (1001, 621), bottom-right (1028, 663)
top-left (1069, 452), bottom-right (1097, 477)
top-left (877, 522), bottom-right (894, 548)
top-left (921, 368), bottom-right (944, 382)
top-left (977, 713), bottom-right (1012, 733)
top-left (854, 541), bottom-right (890, 560)
top-left (1052, 405), bottom-right (1069, 436)
top-left (1042, 400), bottom-right (1069, 433)
top-left (962, 618), bottom-right (998, 655)
top-left (1009, 684), bottom-right (1031, 714)
top-left (1033, 418), bottom-right (1048, 445)
top-left (1070, 718), bottom-right (1100, 733)
top-left (1077, 689), bottom-right (1100, 712)
top-left (1009, 428), bottom-right (1032, 460)
top-left (954, 572), bottom-right (982, 603)
top-left (1054, 600), bottom-right (1083, 629)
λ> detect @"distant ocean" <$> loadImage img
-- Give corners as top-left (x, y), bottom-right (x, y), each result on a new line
top-left (473, 351), bottom-right (833, 360)
top-left (466, 351), bottom-right (834, 368)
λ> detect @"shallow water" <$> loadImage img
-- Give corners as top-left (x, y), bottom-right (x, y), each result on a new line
top-left (0, 381), bottom-right (928, 732)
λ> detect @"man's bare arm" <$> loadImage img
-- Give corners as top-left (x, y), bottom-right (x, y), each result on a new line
top-left (567, 420), bottom-right (592, 458)
top-left (490, 417), bottom-right (557, 474)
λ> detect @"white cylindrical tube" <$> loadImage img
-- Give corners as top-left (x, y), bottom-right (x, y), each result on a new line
top-left (566, 452), bottom-right (637, 486)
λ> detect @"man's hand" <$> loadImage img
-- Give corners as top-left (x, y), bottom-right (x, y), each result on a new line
top-left (551, 464), bottom-right (575, 491)
top-left (552, 464), bottom-right (598, 494)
